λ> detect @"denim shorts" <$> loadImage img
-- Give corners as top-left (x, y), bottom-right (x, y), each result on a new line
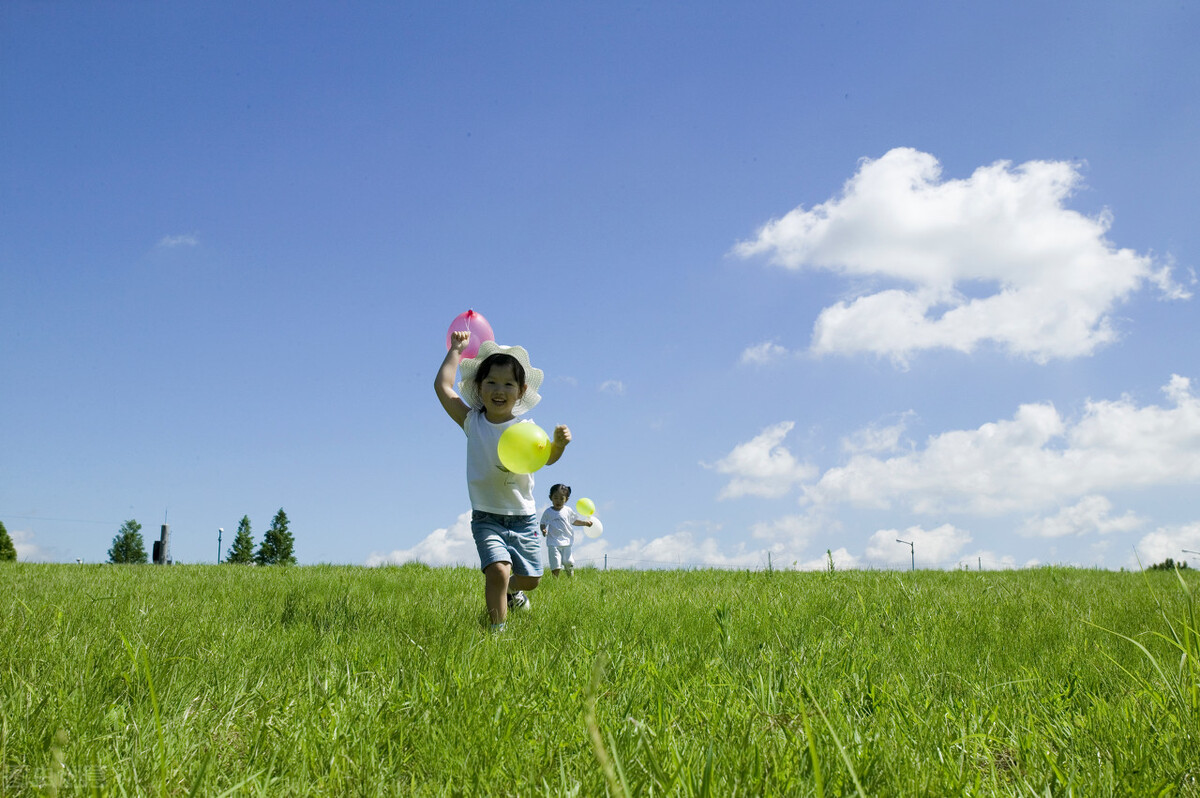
top-left (471, 511), bottom-right (544, 577)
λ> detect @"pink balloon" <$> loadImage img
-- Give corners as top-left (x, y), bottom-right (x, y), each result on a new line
top-left (446, 309), bottom-right (495, 360)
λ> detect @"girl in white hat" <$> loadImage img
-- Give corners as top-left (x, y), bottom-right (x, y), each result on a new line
top-left (435, 331), bottom-right (572, 632)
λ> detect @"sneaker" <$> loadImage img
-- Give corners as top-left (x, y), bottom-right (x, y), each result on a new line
top-left (507, 591), bottom-right (531, 612)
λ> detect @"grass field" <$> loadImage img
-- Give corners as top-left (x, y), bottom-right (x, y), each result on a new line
top-left (2, 563), bottom-right (1198, 796)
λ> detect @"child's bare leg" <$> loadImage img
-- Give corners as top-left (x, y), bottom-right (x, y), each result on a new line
top-left (484, 561), bottom-right (511, 624)
top-left (509, 574), bottom-right (540, 592)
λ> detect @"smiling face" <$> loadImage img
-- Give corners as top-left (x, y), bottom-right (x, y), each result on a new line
top-left (478, 361), bottom-right (526, 422)
top-left (550, 486), bottom-right (570, 509)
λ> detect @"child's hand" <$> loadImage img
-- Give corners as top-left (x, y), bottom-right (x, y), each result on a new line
top-left (546, 424), bottom-right (571, 465)
top-left (553, 425), bottom-right (571, 448)
top-left (449, 330), bottom-right (470, 354)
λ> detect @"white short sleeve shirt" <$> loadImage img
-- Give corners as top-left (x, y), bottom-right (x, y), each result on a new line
top-left (540, 505), bottom-right (578, 547)
top-left (463, 410), bottom-right (537, 515)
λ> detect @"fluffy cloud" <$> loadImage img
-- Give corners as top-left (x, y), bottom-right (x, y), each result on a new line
top-left (576, 525), bottom-right (857, 571)
top-left (740, 340), bottom-right (791, 365)
top-left (733, 148), bottom-right (1188, 364)
top-left (749, 513), bottom-right (822, 548)
top-left (794, 547), bottom-right (859, 571)
top-left (1133, 522), bottom-right (1200, 567)
top-left (958, 550), bottom-right (1021, 570)
top-left (865, 524), bottom-right (972, 567)
top-left (10, 528), bottom-right (54, 563)
top-left (1019, 495), bottom-right (1145, 538)
top-left (840, 414), bottom-right (912, 455)
top-left (808, 375), bottom-right (1200, 515)
top-left (575, 527), bottom-right (769, 570)
top-left (599, 380), bottom-right (626, 395)
top-left (365, 511), bottom-right (476, 567)
top-left (704, 421), bottom-right (818, 499)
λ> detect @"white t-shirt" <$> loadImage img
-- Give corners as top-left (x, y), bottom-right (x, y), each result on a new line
top-left (540, 505), bottom-right (579, 547)
top-left (463, 410), bottom-right (537, 515)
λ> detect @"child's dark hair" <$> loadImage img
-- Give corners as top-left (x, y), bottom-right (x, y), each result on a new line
top-left (549, 483), bottom-right (571, 498)
top-left (473, 353), bottom-right (526, 389)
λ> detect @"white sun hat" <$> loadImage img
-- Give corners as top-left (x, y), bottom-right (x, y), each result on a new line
top-left (457, 341), bottom-right (544, 415)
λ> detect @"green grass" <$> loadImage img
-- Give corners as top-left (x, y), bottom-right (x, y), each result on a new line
top-left (2, 563), bottom-right (1198, 796)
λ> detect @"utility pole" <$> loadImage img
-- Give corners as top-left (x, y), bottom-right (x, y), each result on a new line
top-left (896, 538), bottom-right (915, 571)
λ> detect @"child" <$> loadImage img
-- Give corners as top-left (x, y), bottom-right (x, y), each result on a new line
top-left (435, 331), bottom-right (572, 633)
top-left (540, 484), bottom-right (593, 577)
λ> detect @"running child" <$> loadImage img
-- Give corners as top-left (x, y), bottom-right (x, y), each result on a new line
top-left (435, 331), bottom-right (572, 632)
top-left (540, 483), bottom-right (593, 577)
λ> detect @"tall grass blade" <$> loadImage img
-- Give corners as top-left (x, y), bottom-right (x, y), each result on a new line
top-left (803, 682), bottom-right (867, 798)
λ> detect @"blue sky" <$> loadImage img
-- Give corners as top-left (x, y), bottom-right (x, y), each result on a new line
top-left (3, 2), bottom-right (1198, 570)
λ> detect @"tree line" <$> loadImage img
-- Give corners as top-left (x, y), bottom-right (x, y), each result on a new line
top-left (0, 521), bottom-right (16, 562)
top-left (105, 509), bottom-right (296, 565)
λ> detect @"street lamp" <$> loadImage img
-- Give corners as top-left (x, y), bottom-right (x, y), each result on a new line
top-left (217, 528), bottom-right (224, 563)
top-left (896, 539), bottom-right (915, 572)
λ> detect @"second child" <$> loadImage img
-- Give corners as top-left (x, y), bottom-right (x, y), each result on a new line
top-left (540, 483), bottom-right (593, 577)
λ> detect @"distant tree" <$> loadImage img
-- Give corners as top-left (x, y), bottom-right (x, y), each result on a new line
top-left (256, 508), bottom-right (295, 566)
top-left (0, 521), bottom-right (16, 562)
top-left (108, 520), bottom-right (148, 564)
top-left (1149, 558), bottom-right (1190, 571)
top-left (225, 516), bottom-right (256, 564)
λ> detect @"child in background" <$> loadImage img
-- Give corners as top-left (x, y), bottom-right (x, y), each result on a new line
top-left (540, 484), bottom-right (593, 577)
top-left (435, 331), bottom-right (572, 633)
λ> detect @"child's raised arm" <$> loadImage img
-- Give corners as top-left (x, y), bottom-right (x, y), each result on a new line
top-left (435, 331), bottom-right (471, 428)
top-left (546, 424), bottom-right (571, 465)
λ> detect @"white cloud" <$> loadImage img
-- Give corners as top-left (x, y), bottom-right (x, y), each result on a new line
top-left (704, 421), bottom-right (818, 500)
top-left (795, 547), bottom-right (859, 571)
top-left (11, 528), bottom-right (54, 563)
top-left (740, 340), bottom-right (791, 365)
top-left (365, 511), bottom-right (476, 567)
top-left (807, 375), bottom-right (1200, 515)
top-left (577, 528), bottom-right (768, 570)
top-left (1132, 522), bottom-right (1200, 567)
top-left (733, 148), bottom-right (1188, 364)
top-left (957, 549), bottom-right (1019, 570)
top-left (865, 524), bottom-right (972, 567)
top-left (749, 513), bottom-right (822, 548)
top-left (841, 413), bottom-right (912, 455)
top-left (157, 234), bottom-right (198, 248)
top-left (599, 380), bottom-right (626, 395)
top-left (1019, 495), bottom-right (1145, 538)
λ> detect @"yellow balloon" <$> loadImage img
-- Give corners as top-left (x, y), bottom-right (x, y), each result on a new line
top-left (497, 422), bottom-right (552, 474)
top-left (576, 497), bottom-right (595, 516)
